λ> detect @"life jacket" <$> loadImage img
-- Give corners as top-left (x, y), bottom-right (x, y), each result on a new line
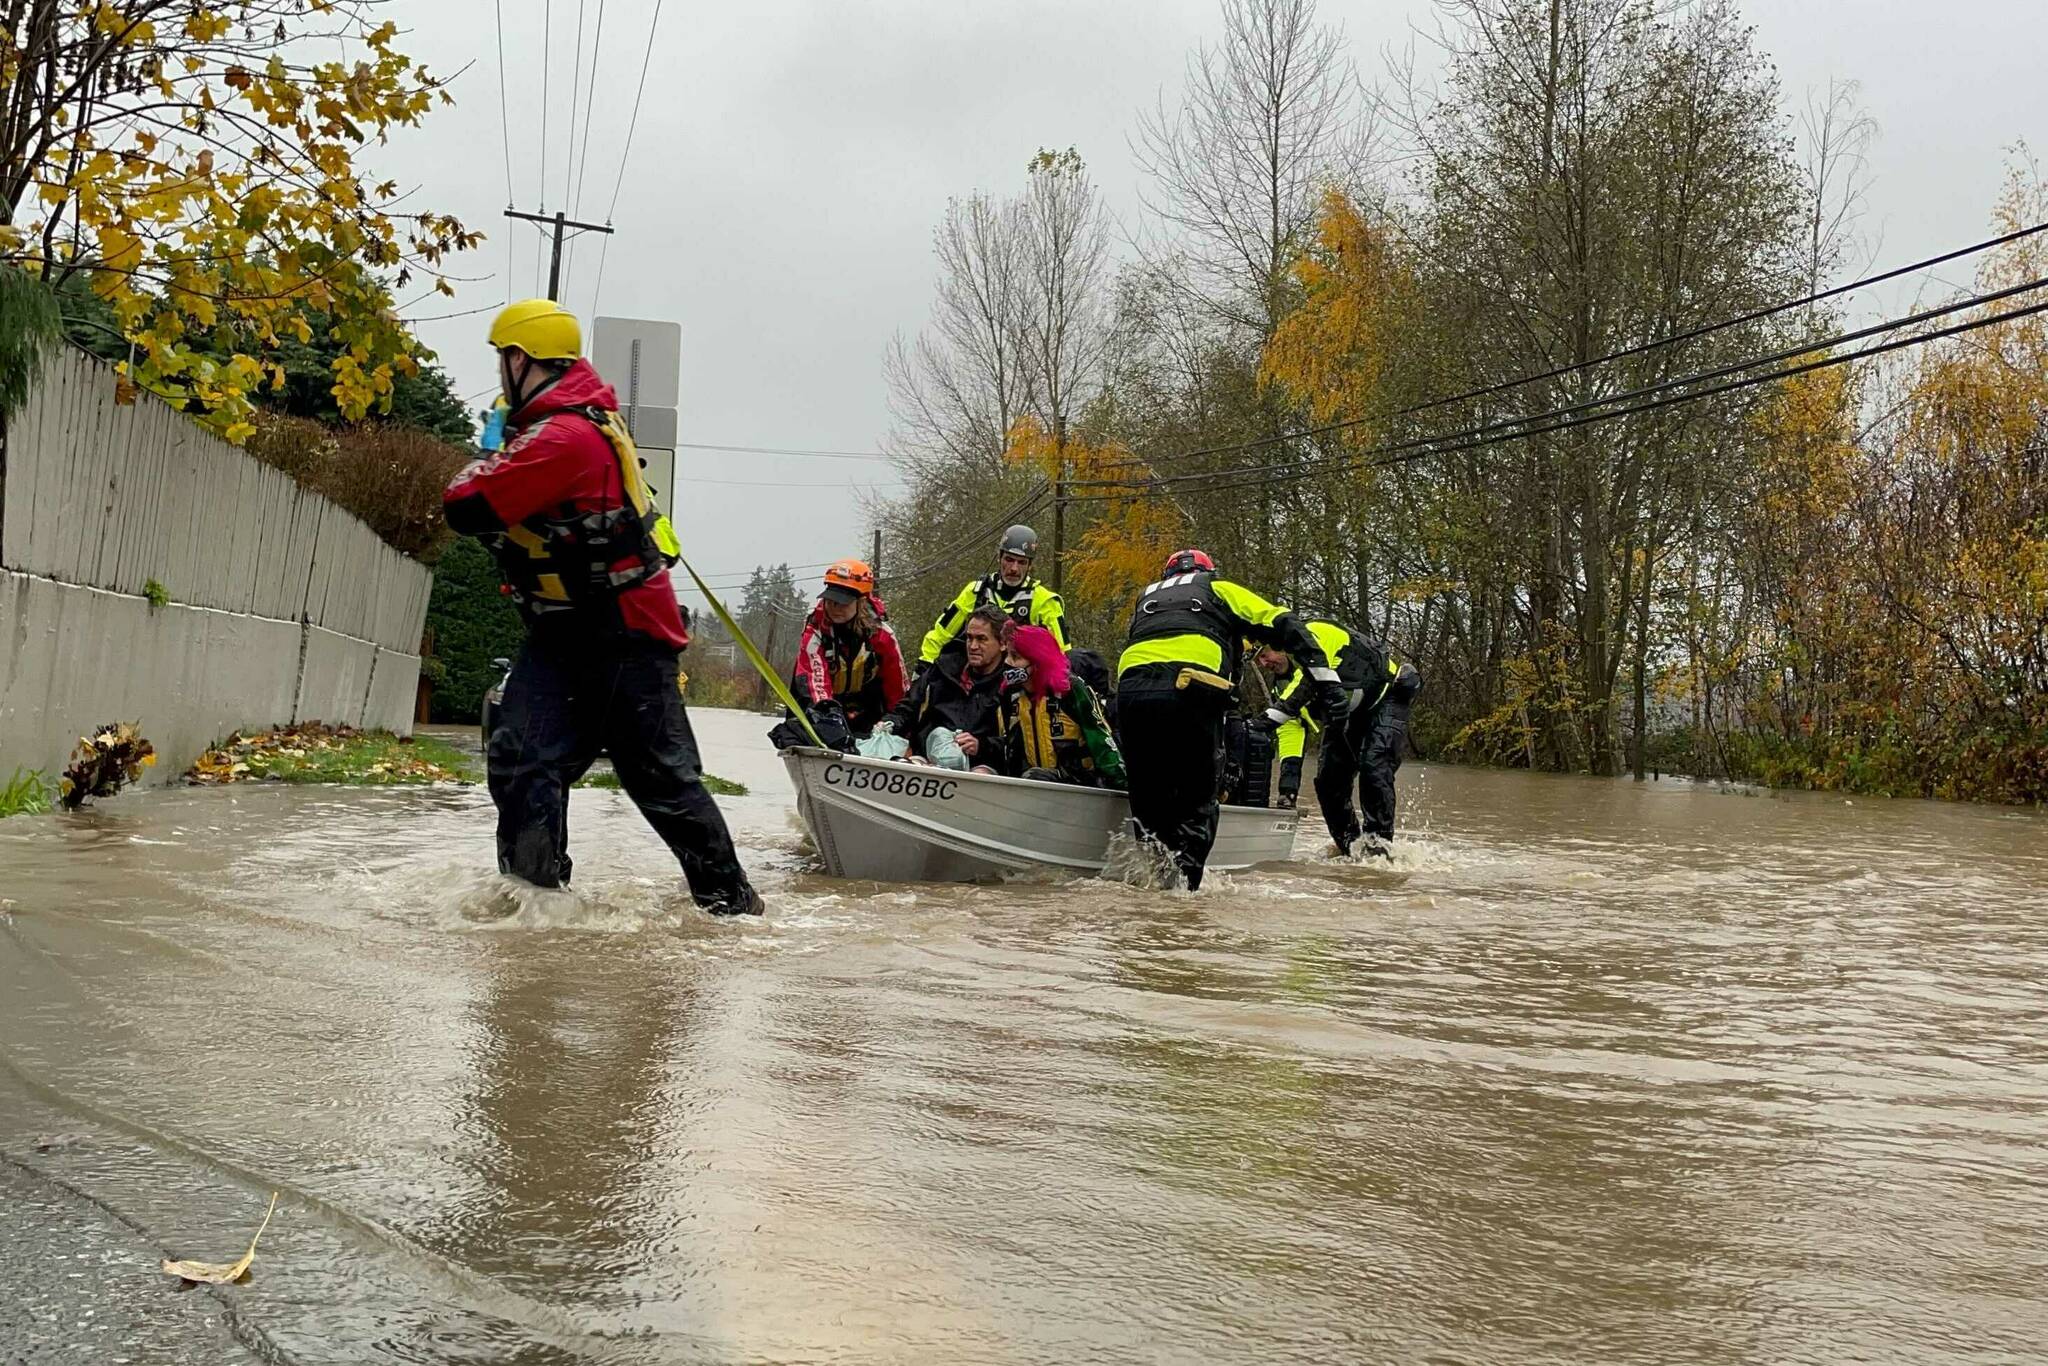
top-left (491, 407), bottom-right (681, 614)
top-left (976, 572), bottom-right (1038, 623)
top-left (999, 689), bottom-right (1091, 776)
top-left (1119, 570), bottom-right (1240, 681)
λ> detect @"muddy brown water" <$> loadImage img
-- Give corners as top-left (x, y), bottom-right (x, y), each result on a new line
top-left (2, 708), bottom-right (2044, 1364)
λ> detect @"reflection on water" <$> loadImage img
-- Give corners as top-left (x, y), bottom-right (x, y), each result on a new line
top-left (2, 710), bottom-right (2046, 1363)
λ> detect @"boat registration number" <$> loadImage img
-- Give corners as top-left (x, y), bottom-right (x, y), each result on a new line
top-left (823, 763), bottom-right (959, 802)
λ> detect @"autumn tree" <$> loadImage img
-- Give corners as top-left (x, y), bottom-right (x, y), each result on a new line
top-left (881, 151), bottom-right (1116, 634)
top-left (1391, 0), bottom-right (1808, 773)
top-left (0, 0), bottom-right (479, 438)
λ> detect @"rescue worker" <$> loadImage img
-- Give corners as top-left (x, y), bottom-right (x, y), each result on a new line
top-left (443, 298), bottom-right (761, 916)
top-left (878, 605), bottom-right (1008, 769)
top-left (781, 559), bottom-right (906, 748)
top-left (1253, 621), bottom-right (1422, 858)
top-left (992, 624), bottom-right (1126, 789)
top-left (1116, 550), bottom-right (1345, 890)
top-left (918, 524), bottom-right (1068, 665)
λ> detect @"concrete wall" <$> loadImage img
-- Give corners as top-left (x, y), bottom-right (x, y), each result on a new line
top-left (0, 350), bottom-right (434, 783)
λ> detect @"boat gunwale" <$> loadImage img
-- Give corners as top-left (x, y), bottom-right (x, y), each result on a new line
top-left (779, 745), bottom-right (1297, 819)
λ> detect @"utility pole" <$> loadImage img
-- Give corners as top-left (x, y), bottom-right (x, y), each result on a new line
top-left (504, 208), bottom-right (614, 302)
top-left (871, 527), bottom-right (883, 581)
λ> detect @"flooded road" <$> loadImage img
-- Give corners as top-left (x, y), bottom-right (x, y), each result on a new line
top-left (3, 707), bottom-right (2045, 1364)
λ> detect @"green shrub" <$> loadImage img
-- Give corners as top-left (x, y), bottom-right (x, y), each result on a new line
top-left (142, 577), bottom-right (170, 608)
top-left (0, 265), bottom-right (61, 421)
top-left (424, 538), bottom-right (525, 724)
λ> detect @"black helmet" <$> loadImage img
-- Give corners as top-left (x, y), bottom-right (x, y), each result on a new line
top-left (999, 524), bottom-right (1040, 559)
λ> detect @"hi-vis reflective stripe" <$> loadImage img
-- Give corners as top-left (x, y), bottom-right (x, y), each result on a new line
top-left (1118, 633), bottom-right (1224, 675)
top-left (1365, 656), bottom-right (1400, 708)
top-left (1138, 572), bottom-right (1201, 595)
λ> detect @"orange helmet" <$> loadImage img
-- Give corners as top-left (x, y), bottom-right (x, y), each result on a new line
top-left (822, 558), bottom-right (876, 601)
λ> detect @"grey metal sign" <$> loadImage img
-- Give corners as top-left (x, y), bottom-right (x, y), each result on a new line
top-left (592, 316), bottom-right (681, 462)
top-left (592, 316), bottom-right (680, 407)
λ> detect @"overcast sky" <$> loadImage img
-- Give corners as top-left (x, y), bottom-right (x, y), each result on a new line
top-left (376, 0), bottom-right (2047, 607)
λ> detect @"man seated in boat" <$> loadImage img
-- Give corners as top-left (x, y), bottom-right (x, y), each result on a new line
top-left (991, 624), bottom-right (1127, 789)
top-left (771, 559), bottom-right (907, 751)
top-left (873, 605), bottom-right (1007, 770)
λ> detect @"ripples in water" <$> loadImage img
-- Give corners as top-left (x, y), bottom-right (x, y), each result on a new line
top-left (2, 716), bottom-right (2045, 1363)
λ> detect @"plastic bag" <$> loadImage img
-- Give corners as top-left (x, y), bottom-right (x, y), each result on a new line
top-left (856, 730), bottom-right (909, 760)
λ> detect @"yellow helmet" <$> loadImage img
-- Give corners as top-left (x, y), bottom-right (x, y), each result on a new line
top-left (488, 298), bottom-right (582, 360)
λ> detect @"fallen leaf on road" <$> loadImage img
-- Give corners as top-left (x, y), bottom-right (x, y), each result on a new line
top-left (162, 1192), bottom-right (277, 1285)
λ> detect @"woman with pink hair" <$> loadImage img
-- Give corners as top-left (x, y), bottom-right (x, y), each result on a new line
top-left (991, 624), bottom-right (1126, 788)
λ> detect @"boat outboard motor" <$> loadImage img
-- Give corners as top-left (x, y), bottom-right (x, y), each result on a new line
top-left (1238, 718), bottom-right (1275, 808)
top-left (1219, 712), bottom-right (1275, 808)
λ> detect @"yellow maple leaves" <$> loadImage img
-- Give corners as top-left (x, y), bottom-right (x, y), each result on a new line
top-left (7, 1), bottom-right (479, 440)
top-left (1259, 189), bottom-right (1417, 441)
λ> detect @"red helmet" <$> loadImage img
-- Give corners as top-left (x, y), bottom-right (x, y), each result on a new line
top-left (1162, 548), bottom-right (1215, 576)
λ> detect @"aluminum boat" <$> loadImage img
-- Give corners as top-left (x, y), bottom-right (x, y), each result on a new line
top-left (781, 745), bottom-right (1299, 884)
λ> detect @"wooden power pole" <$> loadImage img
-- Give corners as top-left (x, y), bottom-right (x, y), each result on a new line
top-left (504, 208), bottom-right (615, 301)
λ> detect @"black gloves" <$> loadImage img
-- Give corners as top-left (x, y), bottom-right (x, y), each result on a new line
top-left (1309, 681), bottom-right (1349, 725)
top-left (807, 699), bottom-right (855, 753)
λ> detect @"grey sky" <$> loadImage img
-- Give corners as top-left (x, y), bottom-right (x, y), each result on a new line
top-left (379, 0), bottom-right (2047, 607)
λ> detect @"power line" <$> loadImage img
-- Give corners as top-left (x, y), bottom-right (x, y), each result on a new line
top-left (492, 0), bottom-right (514, 209)
top-left (1093, 218), bottom-right (2048, 475)
top-left (566, 0), bottom-right (607, 292)
top-left (1066, 292), bottom-right (2048, 506)
top-left (539, 0), bottom-right (551, 209)
top-left (684, 476), bottom-right (903, 489)
top-left (1074, 272), bottom-right (2048, 497)
top-left (676, 487), bottom-right (1047, 597)
top-left (674, 441), bottom-right (892, 461)
top-left (591, 0), bottom-right (664, 316)
top-left (890, 484), bottom-right (1051, 587)
top-left (563, 0), bottom-right (586, 211)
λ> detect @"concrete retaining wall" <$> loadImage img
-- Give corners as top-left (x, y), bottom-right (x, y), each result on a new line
top-left (0, 572), bottom-right (301, 779)
top-left (0, 350), bottom-right (435, 783)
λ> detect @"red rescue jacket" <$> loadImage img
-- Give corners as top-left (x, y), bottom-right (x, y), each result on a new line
top-left (789, 598), bottom-right (907, 731)
top-left (443, 360), bottom-right (688, 650)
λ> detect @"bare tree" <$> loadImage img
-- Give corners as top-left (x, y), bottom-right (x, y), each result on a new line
top-left (1131, 0), bottom-right (1378, 339)
top-left (1018, 148), bottom-right (1112, 587)
top-left (884, 191), bottom-right (1034, 478)
top-left (1798, 78), bottom-right (1880, 296)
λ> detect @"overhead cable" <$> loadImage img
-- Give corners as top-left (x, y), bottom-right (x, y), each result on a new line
top-left (674, 441), bottom-right (892, 461)
top-left (1073, 273), bottom-right (2048, 497)
top-left (1065, 292), bottom-right (2048, 505)
top-left (492, 0), bottom-right (514, 208)
top-left (1093, 219), bottom-right (2048, 474)
top-left (590, 0), bottom-right (665, 315)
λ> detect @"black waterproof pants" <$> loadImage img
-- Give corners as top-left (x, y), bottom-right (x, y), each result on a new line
top-left (487, 631), bottom-right (753, 909)
top-left (1116, 686), bottom-right (1226, 890)
top-left (1314, 664), bottom-right (1422, 850)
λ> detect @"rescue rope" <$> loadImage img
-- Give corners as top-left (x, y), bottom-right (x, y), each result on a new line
top-left (677, 556), bottom-right (829, 749)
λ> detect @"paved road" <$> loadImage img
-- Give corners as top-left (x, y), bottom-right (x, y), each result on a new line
top-left (0, 1160), bottom-right (258, 1365)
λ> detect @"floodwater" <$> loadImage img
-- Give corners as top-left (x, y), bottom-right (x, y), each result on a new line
top-left (2, 708), bottom-right (2045, 1364)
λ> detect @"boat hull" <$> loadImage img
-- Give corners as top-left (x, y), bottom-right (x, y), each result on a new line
top-left (780, 746), bottom-right (1299, 884)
